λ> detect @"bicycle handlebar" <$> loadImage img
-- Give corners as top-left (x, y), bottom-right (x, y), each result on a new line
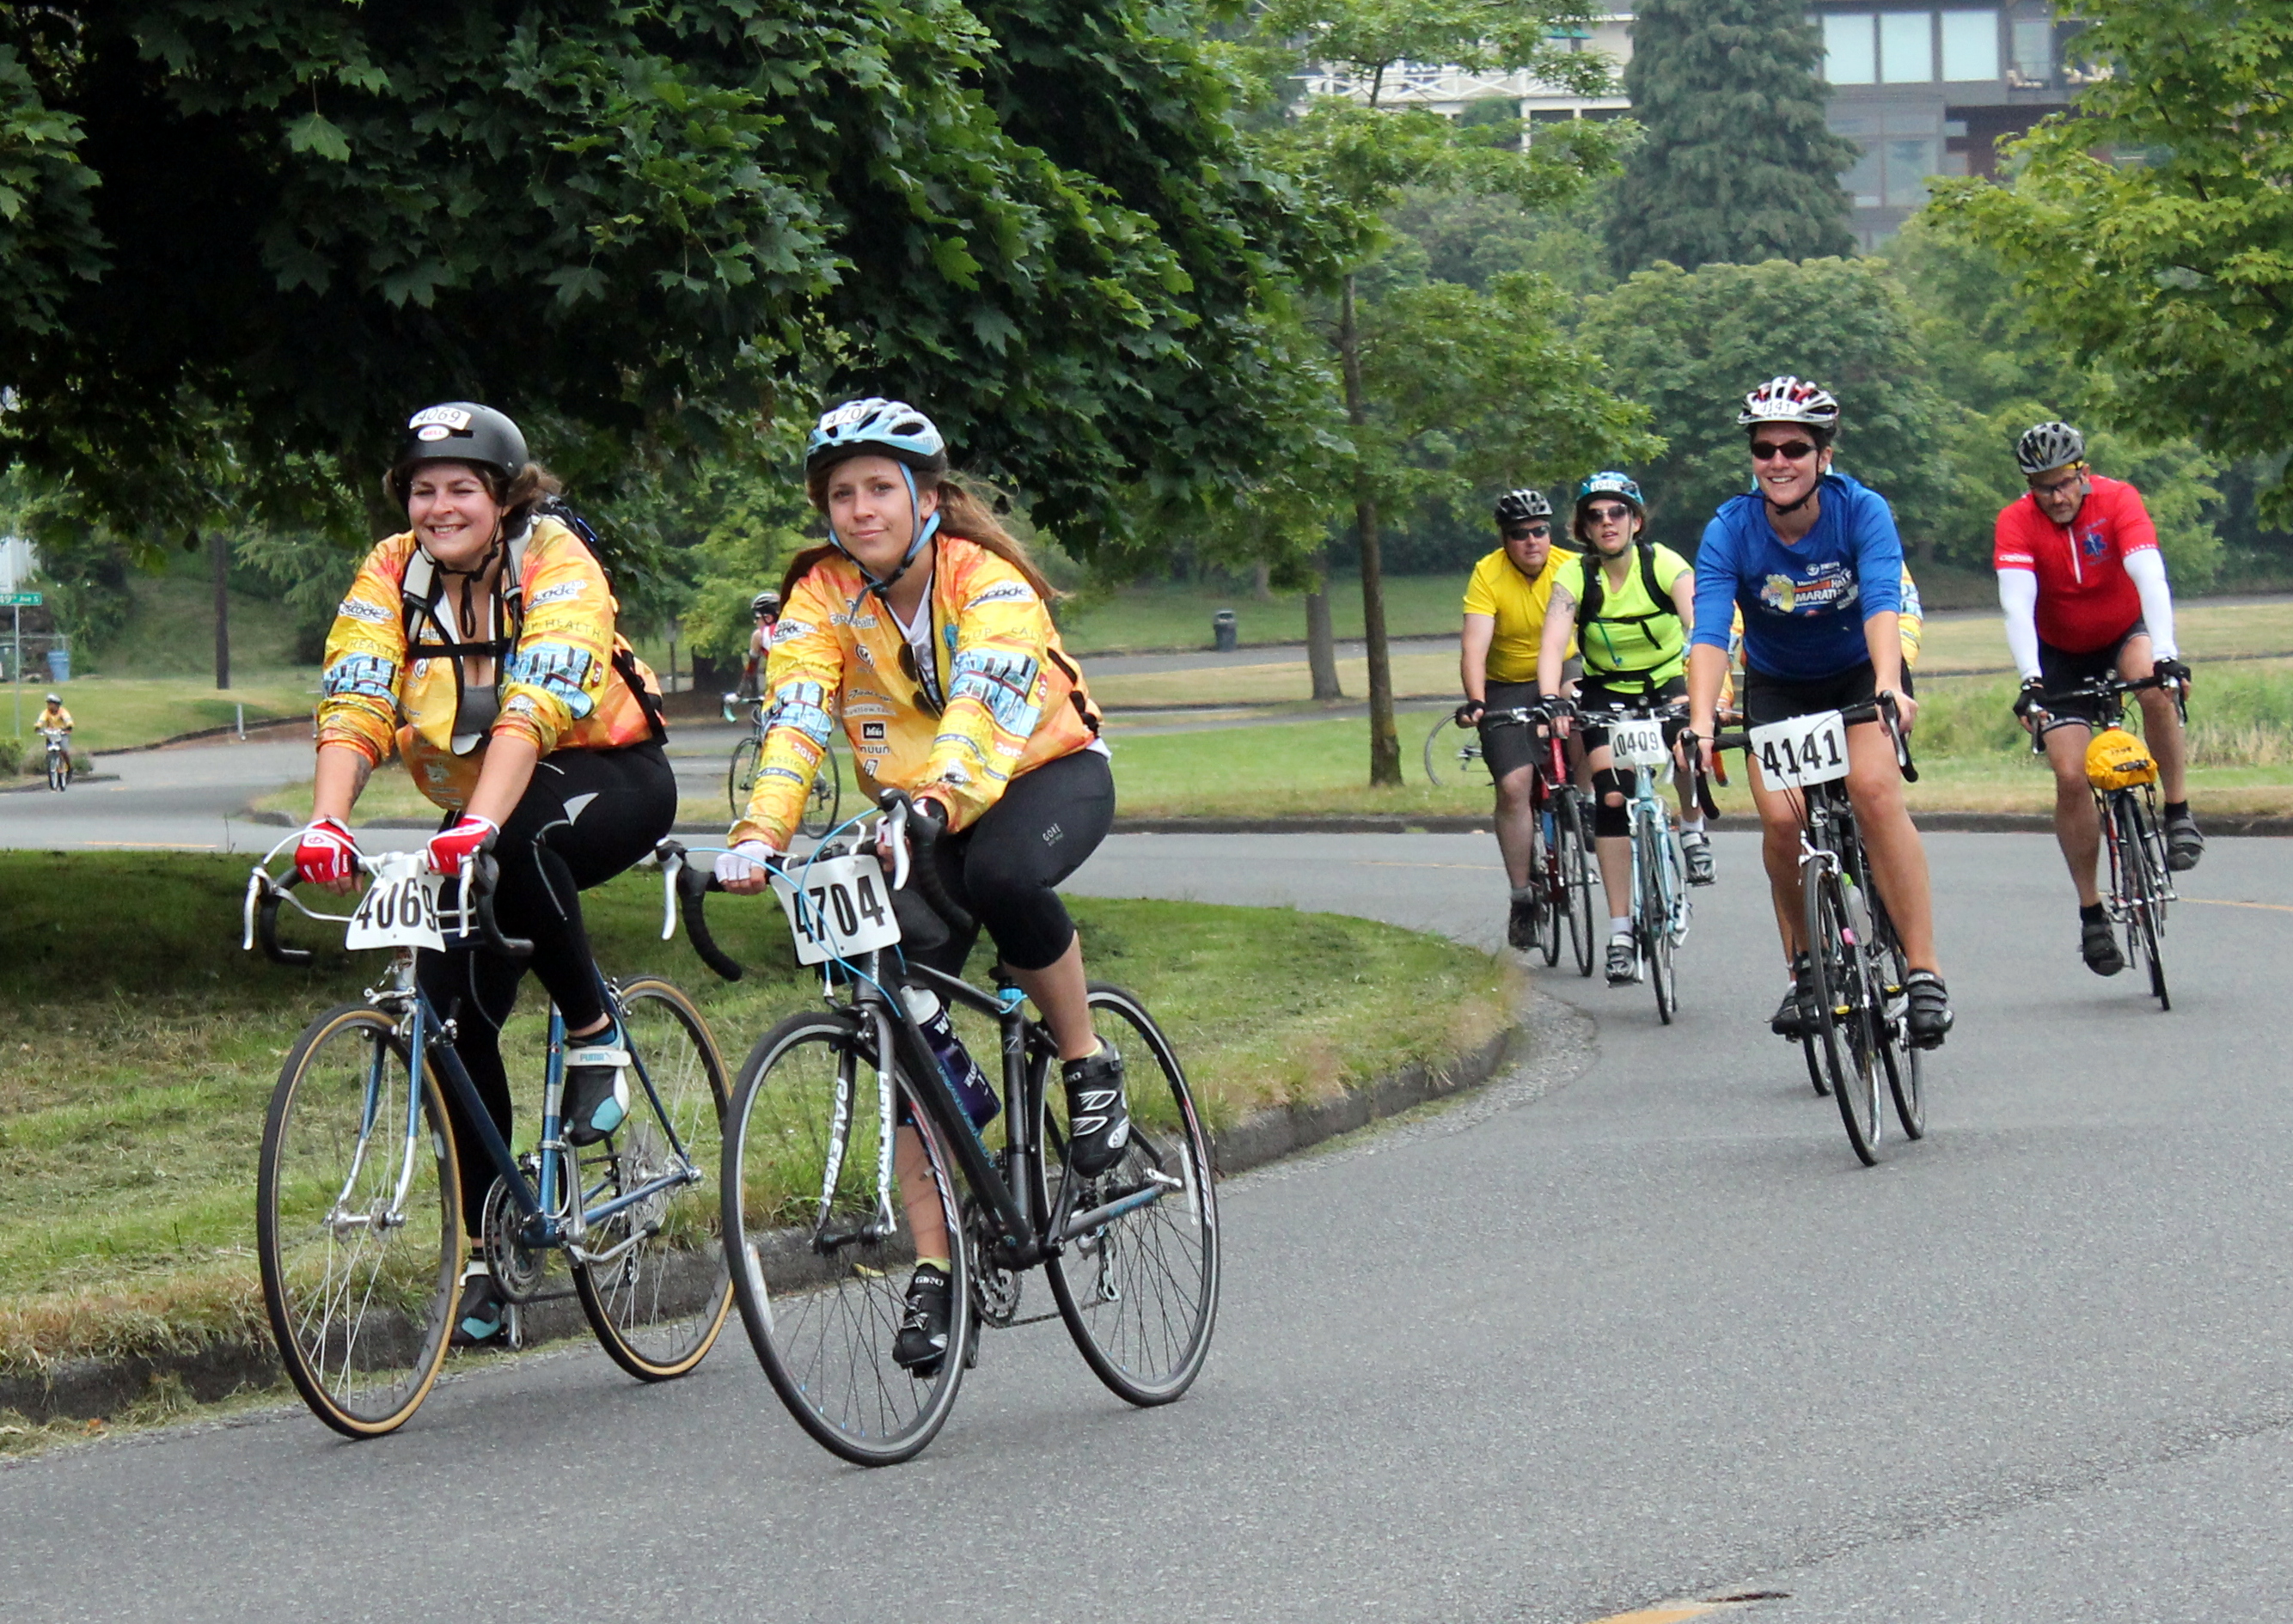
top-left (254, 872), bottom-right (313, 967)
top-left (245, 842), bottom-right (532, 966)
top-left (877, 788), bottom-right (975, 939)
top-left (657, 841), bottom-right (744, 983)
top-left (1702, 693), bottom-right (1918, 785)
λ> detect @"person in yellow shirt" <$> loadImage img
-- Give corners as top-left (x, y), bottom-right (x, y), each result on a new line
top-left (1456, 489), bottom-right (1579, 949)
top-left (35, 694), bottom-right (71, 735)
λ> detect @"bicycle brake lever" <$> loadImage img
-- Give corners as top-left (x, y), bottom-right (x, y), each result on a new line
top-left (883, 795), bottom-right (912, 892)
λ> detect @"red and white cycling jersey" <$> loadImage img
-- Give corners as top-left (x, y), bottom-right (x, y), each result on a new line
top-left (1993, 474), bottom-right (2160, 653)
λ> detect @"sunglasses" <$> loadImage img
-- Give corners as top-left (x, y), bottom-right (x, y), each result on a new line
top-left (1502, 523), bottom-right (1551, 541)
top-left (1584, 504), bottom-right (1636, 523)
top-left (1750, 439), bottom-right (1817, 463)
top-left (896, 642), bottom-right (943, 716)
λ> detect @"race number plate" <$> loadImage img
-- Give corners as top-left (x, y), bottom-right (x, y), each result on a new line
top-left (345, 857), bottom-right (446, 951)
top-left (768, 852), bottom-right (902, 965)
top-left (1610, 717), bottom-right (1670, 769)
top-left (1749, 710), bottom-right (1851, 790)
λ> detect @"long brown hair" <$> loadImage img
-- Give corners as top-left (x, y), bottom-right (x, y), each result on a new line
top-left (784, 466), bottom-right (1059, 602)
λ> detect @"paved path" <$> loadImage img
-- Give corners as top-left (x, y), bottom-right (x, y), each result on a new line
top-left (3, 832), bottom-right (2290, 1623)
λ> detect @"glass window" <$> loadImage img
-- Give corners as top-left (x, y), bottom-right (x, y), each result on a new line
top-left (2010, 16), bottom-right (2051, 82)
top-left (1885, 136), bottom-right (1941, 206)
top-left (1824, 13), bottom-right (1877, 84)
top-left (1940, 10), bottom-right (1999, 80)
top-left (1880, 11), bottom-right (1935, 82)
top-left (1842, 141), bottom-right (1883, 209)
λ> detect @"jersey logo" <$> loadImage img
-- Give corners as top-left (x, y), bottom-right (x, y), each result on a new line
top-left (528, 580), bottom-right (587, 607)
top-left (1758, 564), bottom-right (1858, 617)
top-left (861, 721), bottom-right (886, 740)
top-left (502, 642), bottom-right (599, 718)
top-left (2080, 528), bottom-right (2108, 559)
top-left (335, 597), bottom-right (390, 626)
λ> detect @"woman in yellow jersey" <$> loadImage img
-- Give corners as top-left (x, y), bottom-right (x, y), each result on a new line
top-left (297, 402), bottom-right (673, 1346)
top-left (714, 399), bottom-right (1117, 1376)
top-left (1536, 473), bottom-right (1707, 986)
top-left (1456, 489), bottom-right (1580, 949)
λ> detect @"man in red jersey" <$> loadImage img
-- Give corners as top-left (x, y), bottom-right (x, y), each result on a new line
top-left (1995, 420), bottom-right (2201, 977)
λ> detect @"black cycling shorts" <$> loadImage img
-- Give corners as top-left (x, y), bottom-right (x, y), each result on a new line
top-left (1742, 660), bottom-right (1914, 728)
top-left (1575, 675), bottom-right (1687, 752)
top-left (2039, 616), bottom-right (2146, 730)
top-left (1474, 661), bottom-right (1582, 780)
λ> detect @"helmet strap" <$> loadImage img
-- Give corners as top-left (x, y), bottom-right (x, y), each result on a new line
top-left (828, 462), bottom-right (943, 600)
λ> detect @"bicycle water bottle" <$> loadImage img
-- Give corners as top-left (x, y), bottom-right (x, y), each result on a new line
top-left (902, 987), bottom-right (1000, 1128)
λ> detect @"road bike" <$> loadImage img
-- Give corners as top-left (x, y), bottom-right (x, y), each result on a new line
top-left (724, 693), bottom-right (841, 839)
top-left (675, 795), bottom-right (1218, 1466)
top-left (243, 841), bottom-right (733, 1437)
top-left (39, 727), bottom-right (70, 791)
top-left (2031, 671), bottom-right (2183, 1010)
top-left (1433, 707), bottom-right (1596, 975)
top-left (1580, 699), bottom-right (1695, 1023)
top-left (1721, 697), bottom-right (1924, 1166)
top-left (1422, 708), bottom-right (1494, 789)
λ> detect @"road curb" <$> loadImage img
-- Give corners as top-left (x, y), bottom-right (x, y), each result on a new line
top-left (0, 1013), bottom-right (1530, 1423)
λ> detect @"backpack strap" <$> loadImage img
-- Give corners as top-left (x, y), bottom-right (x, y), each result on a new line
top-left (1574, 543), bottom-right (1679, 629)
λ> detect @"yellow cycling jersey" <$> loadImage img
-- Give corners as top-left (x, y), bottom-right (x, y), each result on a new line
top-left (732, 536), bottom-right (1103, 850)
top-left (36, 705), bottom-right (71, 731)
top-left (316, 516), bottom-right (666, 812)
top-left (1462, 546), bottom-right (1579, 684)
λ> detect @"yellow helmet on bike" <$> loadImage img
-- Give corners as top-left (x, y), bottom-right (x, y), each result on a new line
top-left (2085, 727), bottom-right (2158, 791)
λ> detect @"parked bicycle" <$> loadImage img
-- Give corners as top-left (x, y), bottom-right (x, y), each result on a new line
top-left (725, 693), bottom-right (841, 838)
top-left (1719, 696), bottom-right (1925, 1165)
top-left (39, 727), bottom-right (70, 791)
top-left (243, 841), bottom-right (732, 1438)
top-left (1578, 699), bottom-right (1696, 1023)
top-left (2032, 672), bottom-right (2183, 1010)
top-left (672, 793), bottom-right (1219, 1466)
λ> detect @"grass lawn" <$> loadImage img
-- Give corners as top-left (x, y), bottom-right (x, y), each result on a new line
top-left (1055, 574), bottom-right (1471, 655)
top-left (5, 673), bottom-right (316, 759)
top-left (0, 852), bottom-right (1513, 1379)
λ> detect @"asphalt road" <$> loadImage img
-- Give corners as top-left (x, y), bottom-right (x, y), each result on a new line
top-left (3, 829), bottom-right (2291, 1623)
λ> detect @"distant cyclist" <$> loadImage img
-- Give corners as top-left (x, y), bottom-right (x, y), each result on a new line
top-left (1996, 419), bottom-right (2201, 976)
top-left (1538, 473), bottom-right (1709, 986)
top-left (739, 589), bottom-right (780, 699)
top-left (1457, 489), bottom-right (1580, 949)
top-left (1685, 377), bottom-right (1952, 1049)
top-left (35, 693), bottom-right (71, 736)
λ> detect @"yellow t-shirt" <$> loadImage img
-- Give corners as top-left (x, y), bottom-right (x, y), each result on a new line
top-left (1462, 546), bottom-right (1577, 685)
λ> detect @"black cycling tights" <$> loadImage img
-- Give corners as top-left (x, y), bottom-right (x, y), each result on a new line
top-left (417, 742), bottom-right (678, 1233)
top-left (900, 748), bottom-right (1116, 981)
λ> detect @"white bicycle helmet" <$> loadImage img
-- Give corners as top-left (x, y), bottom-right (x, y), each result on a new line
top-left (1737, 376), bottom-right (1841, 434)
top-left (2015, 420), bottom-right (2086, 476)
top-left (804, 398), bottom-right (947, 474)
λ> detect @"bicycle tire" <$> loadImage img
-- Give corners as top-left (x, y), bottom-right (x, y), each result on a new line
top-left (1535, 806), bottom-right (1563, 968)
top-left (1871, 923), bottom-right (1924, 1140)
top-left (2116, 794), bottom-right (2170, 1010)
top-left (725, 736), bottom-right (761, 821)
top-left (257, 1004), bottom-right (462, 1438)
top-left (1040, 986), bottom-right (1220, 1406)
top-left (572, 978), bottom-right (734, 1381)
top-left (1804, 864), bottom-right (1885, 1165)
top-left (1554, 791), bottom-right (1596, 978)
top-left (1638, 812), bottom-right (1675, 1025)
top-left (1802, 1036), bottom-right (1830, 1097)
top-left (798, 737), bottom-right (842, 839)
top-left (721, 1009), bottom-right (971, 1466)
top-left (1422, 713), bottom-right (1450, 787)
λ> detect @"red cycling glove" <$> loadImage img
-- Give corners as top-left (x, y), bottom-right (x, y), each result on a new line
top-left (294, 816), bottom-right (362, 888)
top-left (425, 814), bottom-right (499, 877)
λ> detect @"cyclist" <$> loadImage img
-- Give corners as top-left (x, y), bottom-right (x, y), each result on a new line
top-left (1996, 420), bottom-right (2202, 976)
top-left (35, 693), bottom-right (71, 736)
top-left (1536, 473), bottom-right (1709, 986)
top-left (1685, 377), bottom-right (1953, 1048)
top-left (714, 398), bottom-right (1117, 1377)
top-left (1457, 488), bottom-right (1580, 949)
top-left (294, 401), bottom-right (675, 1346)
top-left (739, 589), bottom-right (780, 699)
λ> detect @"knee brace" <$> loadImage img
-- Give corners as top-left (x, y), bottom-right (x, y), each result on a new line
top-left (1593, 766), bottom-right (1634, 806)
top-left (1591, 774), bottom-right (1632, 839)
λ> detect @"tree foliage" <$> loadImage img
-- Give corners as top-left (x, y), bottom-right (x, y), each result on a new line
top-left (1929, 0), bottom-right (2293, 520)
top-left (1604, 0), bottom-right (1855, 276)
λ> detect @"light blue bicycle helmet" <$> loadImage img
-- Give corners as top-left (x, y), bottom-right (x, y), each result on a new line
top-left (804, 398), bottom-right (951, 595)
top-left (1575, 471), bottom-right (1644, 510)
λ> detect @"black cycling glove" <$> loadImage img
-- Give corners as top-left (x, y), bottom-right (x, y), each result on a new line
top-left (2153, 656), bottom-right (2192, 687)
top-left (2011, 677), bottom-right (2049, 722)
top-left (1454, 699), bottom-right (1484, 728)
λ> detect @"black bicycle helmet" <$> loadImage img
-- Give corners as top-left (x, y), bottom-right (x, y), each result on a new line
top-left (388, 402), bottom-right (529, 504)
top-left (1494, 489), bottom-right (1553, 525)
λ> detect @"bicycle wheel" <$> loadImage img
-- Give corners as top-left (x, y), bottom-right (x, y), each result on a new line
top-left (1804, 864), bottom-right (1885, 1165)
top-left (726, 736), bottom-right (761, 820)
top-left (257, 1004), bottom-right (462, 1438)
top-left (722, 1010), bottom-right (971, 1466)
top-left (1040, 986), bottom-right (1220, 1406)
top-left (2116, 794), bottom-right (2170, 1010)
top-left (1637, 815), bottom-right (1675, 1026)
top-left (1802, 1036), bottom-right (1830, 1097)
top-left (1423, 713), bottom-right (1491, 790)
top-left (573, 978), bottom-right (734, 1381)
top-left (1554, 791), bottom-right (1596, 978)
top-left (799, 738), bottom-right (842, 839)
top-left (1874, 938), bottom-right (1925, 1139)
top-left (1534, 804), bottom-right (1562, 968)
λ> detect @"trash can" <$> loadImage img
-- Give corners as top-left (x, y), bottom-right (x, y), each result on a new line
top-left (1212, 608), bottom-right (1238, 652)
top-left (45, 647), bottom-right (69, 684)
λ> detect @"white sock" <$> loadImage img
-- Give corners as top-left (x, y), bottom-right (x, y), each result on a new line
top-left (1679, 814), bottom-right (1705, 834)
top-left (1510, 885), bottom-right (1537, 902)
top-left (1609, 916), bottom-right (1632, 939)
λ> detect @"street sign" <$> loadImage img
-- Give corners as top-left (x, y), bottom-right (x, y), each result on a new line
top-left (0, 591), bottom-right (40, 606)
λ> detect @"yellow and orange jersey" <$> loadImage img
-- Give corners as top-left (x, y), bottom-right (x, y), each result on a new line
top-left (316, 514), bottom-right (664, 812)
top-left (731, 536), bottom-right (1102, 849)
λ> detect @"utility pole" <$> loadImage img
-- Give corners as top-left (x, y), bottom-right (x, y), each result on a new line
top-left (209, 528), bottom-right (230, 691)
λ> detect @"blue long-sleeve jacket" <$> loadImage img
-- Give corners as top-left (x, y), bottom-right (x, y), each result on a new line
top-left (1690, 471), bottom-right (1905, 682)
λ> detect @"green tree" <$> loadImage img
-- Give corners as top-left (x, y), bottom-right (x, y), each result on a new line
top-left (1929, 0), bottom-right (2293, 520)
top-left (1578, 256), bottom-right (1949, 555)
top-left (1604, 0), bottom-right (1856, 276)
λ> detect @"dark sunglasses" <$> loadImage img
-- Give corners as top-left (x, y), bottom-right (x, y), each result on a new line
top-left (1750, 438), bottom-right (1817, 463)
top-left (1584, 503), bottom-right (1636, 523)
top-left (1502, 523), bottom-right (1551, 541)
top-left (896, 641), bottom-right (943, 715)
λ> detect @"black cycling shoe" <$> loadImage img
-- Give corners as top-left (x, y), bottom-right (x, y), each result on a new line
top-left (1905, 970), bottom-right (1953, 1049)
top-left (1770, 952), bottom-right (1816, 1040)
top-left (1507, 894), bottom-right (1539, 950)
top-left (892, 1262), bottom-right (951, 1376)
top-left (1604, 933), bottom-right (1638, 986)
top-left (449, 1262), bottom-right (508, 1350)
top-left (1062, 1042), bottom-right (1131, 1177)
top-left (561, 1022), bottom-right (631, 1147)
top-left (2165, 809), bottom-right (2205, 872)
top-left (1681, 828), bottom-right (1715, 887)
top-left (2081, 913), bottom-right (2125, 976)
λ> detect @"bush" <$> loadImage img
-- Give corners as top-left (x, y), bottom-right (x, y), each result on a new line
top-left (0, 736), bottom-right (19, 776)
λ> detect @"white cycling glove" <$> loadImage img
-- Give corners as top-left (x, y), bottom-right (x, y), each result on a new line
top-left (715, 839), bottom-right (776, 886)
